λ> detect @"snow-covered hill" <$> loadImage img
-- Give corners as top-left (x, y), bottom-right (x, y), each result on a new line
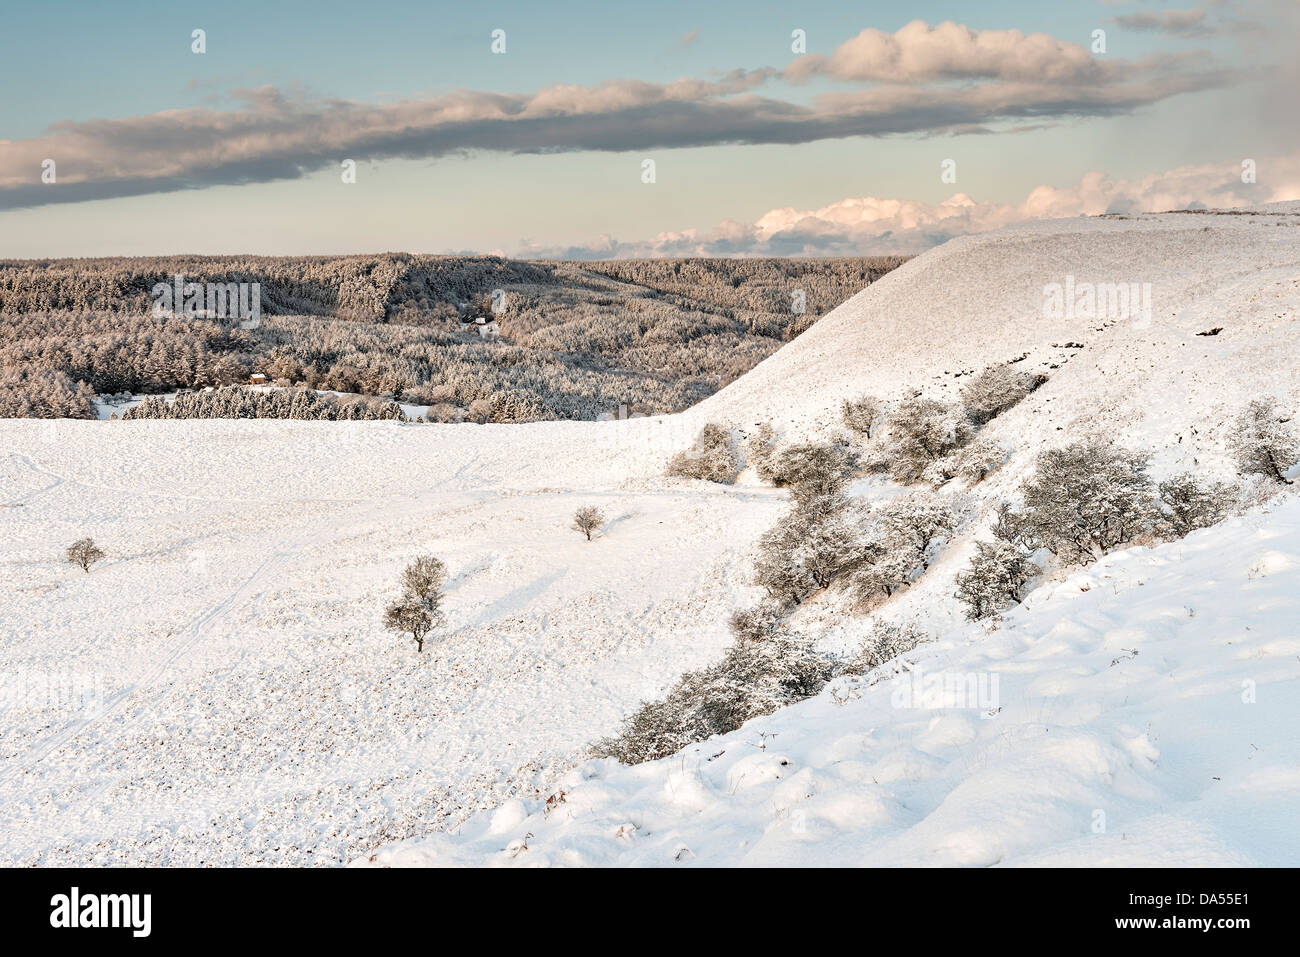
top-left (361, 497), bottom-right (1300, 867)
top-left (692, 205), bottom-right (1300, 454)
top-left (2, 204), bottom-right (1297, 866)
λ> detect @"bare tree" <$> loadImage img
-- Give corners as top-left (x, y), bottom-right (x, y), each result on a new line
top-left (955, 540), bottom-right (1036, 620)
top-left (841, 395), bottom-right (884, 437)
top-left (572, 505), bottom-right (605, 541)
top-left (65, 538), bottom-right (105, 573)
top-left (1157, 474), bottom-right (1236, 535)
top-left (1231, 397), bottom-right (1298, 484)
top-left (383, 555), bottom-right (447, 652)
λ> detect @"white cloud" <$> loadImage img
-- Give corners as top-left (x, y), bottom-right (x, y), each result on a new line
top-left (531, 155), bottom-right (1300, 259)
top-left (786, 20), bottom-right (1110, 85)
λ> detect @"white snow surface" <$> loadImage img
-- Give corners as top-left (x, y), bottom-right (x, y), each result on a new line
top-left (2, 204), bottom-right (1299, 866)
top-left (362, 500), bottom-right (1300, 867)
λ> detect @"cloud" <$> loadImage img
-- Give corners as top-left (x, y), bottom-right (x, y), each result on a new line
top-left (527, 155), bottom-right (1300, 258)
top-left (0, 21), bottom-right (1229, 210)
top-left (1111, 7), bottom-right (1212, 37)
top-left (785, 20), bottom-right (1110, 85)
top-left (1107, 1), bottom-right (1273, 38)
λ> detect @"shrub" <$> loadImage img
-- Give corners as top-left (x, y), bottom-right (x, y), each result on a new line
top-left (591, 629), bottom-right (836, 765)
top-left (881, 398), bottom-right (975, 483)
top-left (744, 422), bottom-right (780, 481)
top-left (841, 395), bottom-right (884, 437)
top-left (667, 423), bottom-right (740, 484)
top-left (844, 550), bottom-right (916, 610)
top-left (1157, 474), bottom-right (1236, 535)
top-left (1005, 442), bottom-right (1156, 563)
top-left (753, 492), bottom-right (863, 603)
top-left (728, 601), bottom-right (785, 643)
top-left (955, 540), bottom-right (1036, 620)
top-left (955, 439), bottom-right (1007, 483)
top-left (383, 555), bottom-right (447, 652)
top-left (924, 440), bottom-right (1006, 487)
top-left (961, 363), bottom-right (1044, 425)
top-left (843, 621), bottom-right (928, 675)
top-left (842, 497), bottom-right (954, 609)
top-left (65, 538), bottom-right (105, 573)
top-left (1231, 397), bottom-right (1298, 484)
top-left (571, 505), bottom-right (605, 541)
top-left (879, 498), bottom-right (954, 569)
top-left (766, 440), bottom-right (860, 499)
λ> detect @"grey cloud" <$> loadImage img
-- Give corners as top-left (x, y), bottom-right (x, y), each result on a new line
top-left (0, 44), bottom-right (1229, 210)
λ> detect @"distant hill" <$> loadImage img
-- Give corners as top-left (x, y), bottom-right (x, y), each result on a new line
top-left (0, 254), bottom-right (906, 421)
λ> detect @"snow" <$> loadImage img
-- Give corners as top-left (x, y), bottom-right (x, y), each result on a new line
top-left (1, 419), bottom-right (784, 865)
top-left (3, 203), bottom-right (1299, 866)
top-left (361, 500), bottom-right (1300, 867)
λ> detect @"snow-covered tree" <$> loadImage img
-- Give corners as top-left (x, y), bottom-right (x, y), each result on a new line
top-left (65, 538), bottom-right (105, 573)
top-left (955, 540), bottom-right (1036, 620)
top-left (1231, 397), bottom-right (1298, 484)
top-left (383, 555), bottom-right (447, 652)
top-left (960, 363), bottom-right (1044, 425)
top-left (728, 601), bottom-right (785, 644)
top-left (881, 397), bottom-right (975, 483)
top-left (765, 440), bottom-right (859, 499)
top-left (1009, 442), bottom-right (1156, 563)
top-left (843, 621), bottom-right (928, 675)
top-left (591, 628), bottom-right (835, 765)
top-left (667, 423), bottom-right (740, 484)
top-left (841, 394), bottom-right (884, 437)
top-left (753, 492), bottom-right (864, 603)
top-left (571, 505), bottom-right (605, 541)
top-left (1157, 474), bottom-right (1236, 535)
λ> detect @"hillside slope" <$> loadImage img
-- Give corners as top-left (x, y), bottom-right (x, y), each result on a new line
top-left (691, 205), bottom-right (1300, 468)
top-left (361, 497), bottom-right (1300, 867)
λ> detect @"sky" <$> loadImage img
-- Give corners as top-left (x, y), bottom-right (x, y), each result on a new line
top-left (0, 0), bottom-right (1296, 258)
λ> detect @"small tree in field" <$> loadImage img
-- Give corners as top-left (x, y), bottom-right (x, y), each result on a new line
top-left (572, 505), bottom-right (605, 541)
top-left (65, 538), bottom-right (104, 573)
top-left (383, 555), bottom-right (446, 652)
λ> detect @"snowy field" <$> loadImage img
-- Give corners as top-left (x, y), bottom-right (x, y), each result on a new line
top-left (2, 203), bottom-right (1299, 866)
top-left (0, 418), bottom-right (785, 865)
